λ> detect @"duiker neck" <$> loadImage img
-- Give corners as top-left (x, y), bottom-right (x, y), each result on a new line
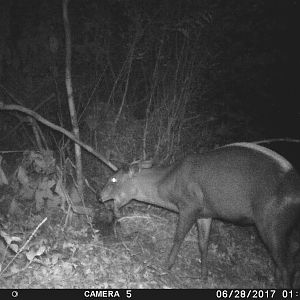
top-left (133, 167), bottom-right (178, 212)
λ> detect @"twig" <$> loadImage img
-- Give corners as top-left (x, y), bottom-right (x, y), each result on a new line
top-left (78, 65), bottom-right (108, 124)
top-left (0, 259), bottom-right (34, 279)
top-left (0, 102), bottom-right (117, 171)
top-left (253, 138), bottom-right (300, 144)
top-left (113, 26), bottom-right (141, 130)
top-left (0, 91), bottom-right (55, 142)
top-left (0, 150), bottom-right (26, 154)
top-left (0, 217), bottom-right (47, 277)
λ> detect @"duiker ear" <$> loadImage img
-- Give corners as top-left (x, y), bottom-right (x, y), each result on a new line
top-left (139, 160), bottom-right (153, 169)
top-left (128, 159), bottom-right (153, 177)
top-left (128, 162), bottom-right (140, 177)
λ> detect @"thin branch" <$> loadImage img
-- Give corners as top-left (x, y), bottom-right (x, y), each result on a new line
top-left (0, 103), bottom-right (117, 171)
top-left (0, 92), bottom-right (55, 142)
top-left (253, 138), bottom-right (300, 144)
top-left (0, 217), bottom-right (48, 277)
top-left (78, 65), bottom-right (108, 124)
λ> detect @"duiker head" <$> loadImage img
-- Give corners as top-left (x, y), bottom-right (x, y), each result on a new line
top-left (100, 160), bottom-right (153, 211)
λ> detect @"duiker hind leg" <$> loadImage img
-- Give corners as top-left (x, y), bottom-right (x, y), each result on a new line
top-left (258, 220), bottom-right (293, 288)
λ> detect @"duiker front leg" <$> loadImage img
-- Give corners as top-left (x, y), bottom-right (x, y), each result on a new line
top-left (167, 206), bottom-right (200, 269)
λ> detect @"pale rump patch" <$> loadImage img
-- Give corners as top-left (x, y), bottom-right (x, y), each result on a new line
top-left (223, 142), bottom-right (293, 173)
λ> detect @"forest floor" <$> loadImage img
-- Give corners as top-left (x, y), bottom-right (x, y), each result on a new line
top-left (0, 203), bottom-right (276, 289)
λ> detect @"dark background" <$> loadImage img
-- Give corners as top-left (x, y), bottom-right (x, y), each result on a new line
top-left (0, 0), bottom-right (298, 160)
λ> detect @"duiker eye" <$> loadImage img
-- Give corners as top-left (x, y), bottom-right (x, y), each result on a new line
top-left (111, 177), bottom-right (117, 183)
